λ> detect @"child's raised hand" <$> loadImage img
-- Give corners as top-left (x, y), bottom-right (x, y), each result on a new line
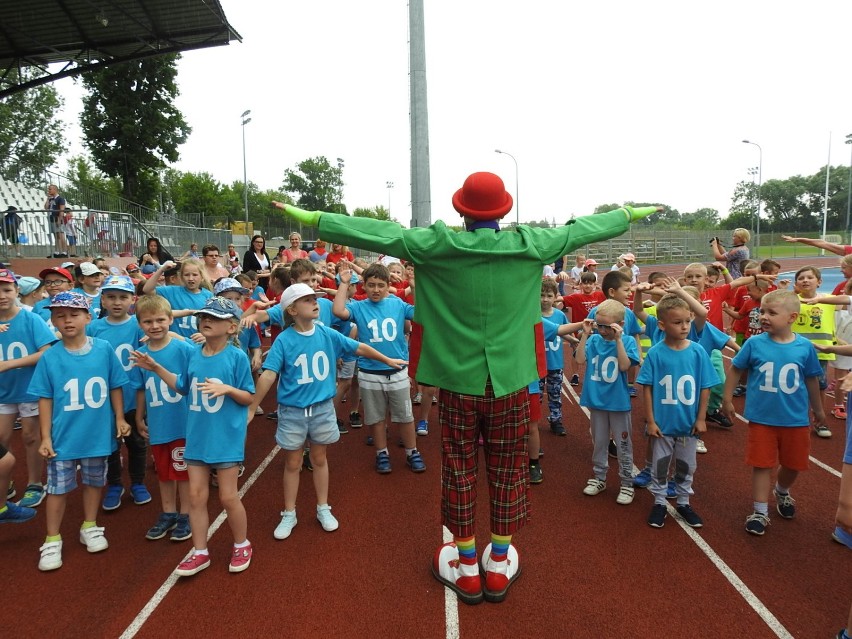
top-left (581, 318), bottom-right (594, 335)
top-left (338, 265), bottom-right (353, 284)
top-left (609, 323), bottom-right (623, 338)
top-left (162, 260), bottom-right (176, 270)
top-left (190, 332), bottom-right (206, 344)
top-left (711, 261), bottom-right (725, 270)
top-left (776, 279), bottom-right (790, 290)
top-left (663, 276), bottom-right (682, 292)
top-left (240, 315), bottom-right (258, 329)
top-left (130, 350), bottom-right (157, 371)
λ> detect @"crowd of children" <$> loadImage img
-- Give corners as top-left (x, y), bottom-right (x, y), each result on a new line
top-left (0, 225), bottom-right (850, 632)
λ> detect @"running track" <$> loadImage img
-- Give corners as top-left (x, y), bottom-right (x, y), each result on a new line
top-left (3, 256), bottom-right (849, 639)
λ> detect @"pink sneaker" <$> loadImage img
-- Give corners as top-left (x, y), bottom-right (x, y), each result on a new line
top-left (480, 543), bottom-right (521, 603)
top-left (175, 552), bottom-right (211, 577)
top-left (431, 542), bottom-right (483, 605)
top-left (229, 543), bottom-right (252, 573)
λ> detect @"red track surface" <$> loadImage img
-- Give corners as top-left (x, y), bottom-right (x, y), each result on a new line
top-left (3, 256), bottom-right (849, 639)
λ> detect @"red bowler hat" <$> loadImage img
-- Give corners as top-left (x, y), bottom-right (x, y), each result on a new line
top-left (452, 172), bottom-right (513, 221)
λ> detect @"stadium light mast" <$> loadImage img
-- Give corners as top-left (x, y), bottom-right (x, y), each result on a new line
top-left (241, 110), bottom-right (252, 226)
top-left (742, 140), bottom-right (762, 257)
top-left (495, 149), bottom-right (519, 225)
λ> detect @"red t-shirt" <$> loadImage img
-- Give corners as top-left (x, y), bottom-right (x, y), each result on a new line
top-left (701, 284), bottom-right (732, 329)
top-left (563, 291), bottom-right (606, 323)
top-left (741, 298), bottom-right (764, 338)
top-left (327, 251), bottom-right (354, 265)
top-left (833, 279), bottom-right (848, 295)
top-left (729, 286), bottom-right (751, 335)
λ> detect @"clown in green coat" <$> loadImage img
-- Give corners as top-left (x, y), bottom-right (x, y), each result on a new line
top-left (274, 171), bottom-right (657, 605)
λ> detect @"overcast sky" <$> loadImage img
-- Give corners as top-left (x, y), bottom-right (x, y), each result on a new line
top-left (52, 0), bottom-right (852, 227)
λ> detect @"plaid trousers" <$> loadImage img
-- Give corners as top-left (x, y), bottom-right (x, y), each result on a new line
top-left (439, 380), bottom-right (531, 538)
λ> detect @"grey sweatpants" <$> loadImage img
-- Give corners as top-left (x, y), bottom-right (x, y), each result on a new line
top-left (650, 435), bottom-right (697, 506)
top-left (589, 409), bottom-right (633, 486)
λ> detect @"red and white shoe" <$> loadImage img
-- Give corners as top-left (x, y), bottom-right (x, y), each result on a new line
top-left (431, 542), bottom-right (483, 605)
top-left (480, 543), bottom-right (521, 603)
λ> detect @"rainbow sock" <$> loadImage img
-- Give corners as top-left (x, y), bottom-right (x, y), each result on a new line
top-left (81, 520), bottom-right (97, 530)
top-left (455, 536), bottom-right (476, 564)
top-left (490, 533), bottom-right (511, 561)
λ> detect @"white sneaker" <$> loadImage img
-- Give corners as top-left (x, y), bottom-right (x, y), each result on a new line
top-left (696, 439), bottom-right (708, 454)
top-left (255, 406), bottom-right (264, 415)
top-left (316, 504), bottom-right (339, 532)
top-left (582, 478), bottom-right (606, 496)
top-left (38, 540), bottom-right (63, 571)
top-left (79, 526), bottom-right (109, 553)
top-left (274, 510), bottom-right (297, 539)
top-left (616, 486), bottom-right (635, 505)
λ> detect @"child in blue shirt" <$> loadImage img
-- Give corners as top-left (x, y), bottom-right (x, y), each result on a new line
top-left (141, 258), bottom-right (213, 339)
top-left (723, 289), bottom-right (825, 536)
top-left (577, 299), bottom-right (641, 505)
top-left (30, 291), bottom-right (131, 571)
top-left (636, 295), bottom-right (719, 529)
top-left (213, 278), bottom-right (262, 372)
top-left (72, 262), bottom-right (104, 318)
top-left (539, 279), bottom-right (568, 436)
top-left (249, 283), bottom-right (407, 540)
top-left (0, 268), bottom-right (57, 509)
top-left (88, 275), bottom-right (149, 511)
top-left (132, 296), bottom-right (255, 577)
top-left (333, 263), bottom-right (423, 474)
top-left (33, 266), bottom-right (74, 323)
top-left (130, 295), bottom-right (195, 542)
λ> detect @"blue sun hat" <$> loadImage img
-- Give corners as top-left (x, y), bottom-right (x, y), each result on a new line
top-left (194, 296), bottom-right (242, 320)
top-left (100, 275), bottom-right (136, 293)
top-left (17, 276), bottom-right (42, 296)
top-left (48, 291), bottom-right (91, 311)
top-left (213, 277), bottom-right (249, 296)
top-left (335, 271), bottom-right (359, 285)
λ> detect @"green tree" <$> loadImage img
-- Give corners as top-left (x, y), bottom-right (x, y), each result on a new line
top-left (728, 180), bottom-right (759, 228)
top-left (65, 155), bottom-right (123, 197)
top-left (282, 156), bottom-right (346, 213)
top-left (167, 171), bottom-right (224, 217)
top-left (80, 54), bottom-right (191, 209)
top-left (0, 68), bottom-right (64, 180)
top-left (680, 208), bottom-right (720, 230)
top-left (352, 205), bottom-right (393, 222)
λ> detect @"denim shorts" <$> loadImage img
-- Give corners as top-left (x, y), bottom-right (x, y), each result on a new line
top-left (275, 398), bottom-right (340, 450)
top-left (47, 457), bottom-right (108, 495)
top-left (185, 459), bottom-right (240, 470)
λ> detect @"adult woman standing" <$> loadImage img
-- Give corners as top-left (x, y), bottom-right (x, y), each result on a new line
top-left (326, 243), bottom-right (354, 265)
top-left (243, 234), bottom-right (272, 287)
top-left (711, 228), bottom-right (750, 279)
top-left (139, 237), bottom-right (175, 275)
top-left (280, 232), bottom-right (309, 264)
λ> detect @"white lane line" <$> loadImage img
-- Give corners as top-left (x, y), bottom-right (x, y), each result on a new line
top-left (119, 444), bottom-right (282, 639)
top-left (442, 526), bottom-right (460, 639)
top-left (561, 380), bottom-right (795, 639)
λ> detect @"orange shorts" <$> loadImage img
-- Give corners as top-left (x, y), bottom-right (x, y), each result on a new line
top-left (746, 423), bottom-right (810, 471)
top-left (151, 439), bottom-right (188, 482)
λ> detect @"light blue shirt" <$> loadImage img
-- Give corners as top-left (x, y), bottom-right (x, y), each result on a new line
top-left (542, 308), bottom-right (568, 371)
top-left (263, 324), bottom-right (360, 408)
top-left (129, 338), bottom-right (194, 445)
top-left (345, 295), bottom-right (414, 372)
top-left (154, 286), bottom-right (213, 339)
top-left (176, 345), bottom-right (254, 463)
top-left (29, 338), bottom-right (129, 460)
top-left (580, 334), bottom-right (640, 412)
top-left (0, 309), bottom-right (57, 403)
top-left (87, 316), bottom-right (145, 412)
top-left (636, 341), bottom-right (719, 436)
top-left (732, 333), bottom-right (822, 427)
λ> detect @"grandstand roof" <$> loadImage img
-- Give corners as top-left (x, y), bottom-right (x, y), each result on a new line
top-left (0, 0), bottom-right (240, 98)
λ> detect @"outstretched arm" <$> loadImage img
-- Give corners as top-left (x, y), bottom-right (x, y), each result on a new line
top-left (782, 235), bottom-right (847, 256)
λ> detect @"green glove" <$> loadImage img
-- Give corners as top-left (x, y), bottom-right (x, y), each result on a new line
top-left (623, 205), bottom-right (658, 223)
top-left (282, 204), bottom-right (321, 227)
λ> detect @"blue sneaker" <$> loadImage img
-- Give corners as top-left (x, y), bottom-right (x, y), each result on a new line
top-left (170, 514), bottom-right (192, 542)
top-left (628, 385), bottom-right (637, 398)
top-left (666, 480), bottom-right (676, 499)
top-left (0, 501), bottom-right (36, 524)
top-left (376, 451), bottom-right (392, 474)
top-left (416, 420), bottom-right (429, 436)
top-left (17, 483), bottom-right (46, 508)
top-left (632, 468), bottom-right (652, 488)
top-left (406, 450), bottom-right (426, 473)
top-left (130, 483), bottom-right (152, 505)
top-left (146, 512), bottom-right (178, 540)
top-left (102, 485), bottom-right (125, 511)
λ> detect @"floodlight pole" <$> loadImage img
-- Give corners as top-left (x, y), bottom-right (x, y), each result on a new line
top-left (742, 140), bottom-right (762, 257)
top-left (241, 110), bottom-right (252, 226)
top-left (387, 181), bottom-right (394, 217)
top-left (494, 149), bottom-right (519, 225)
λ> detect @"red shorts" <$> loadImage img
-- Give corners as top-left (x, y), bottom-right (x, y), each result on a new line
top-left (151, 439), bottom-right (189, 482)
top-left (746, 423), bottom-right (810, 471)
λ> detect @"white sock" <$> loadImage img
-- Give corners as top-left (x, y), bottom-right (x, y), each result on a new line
top-left (774, 483), bottom-right (789, 496)
top-left (753, 501), bottom-right (768, 515)
top-left (193, 547), bottom-right (209, 556)
top-left (234, 539), bottom-right (250, 549)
